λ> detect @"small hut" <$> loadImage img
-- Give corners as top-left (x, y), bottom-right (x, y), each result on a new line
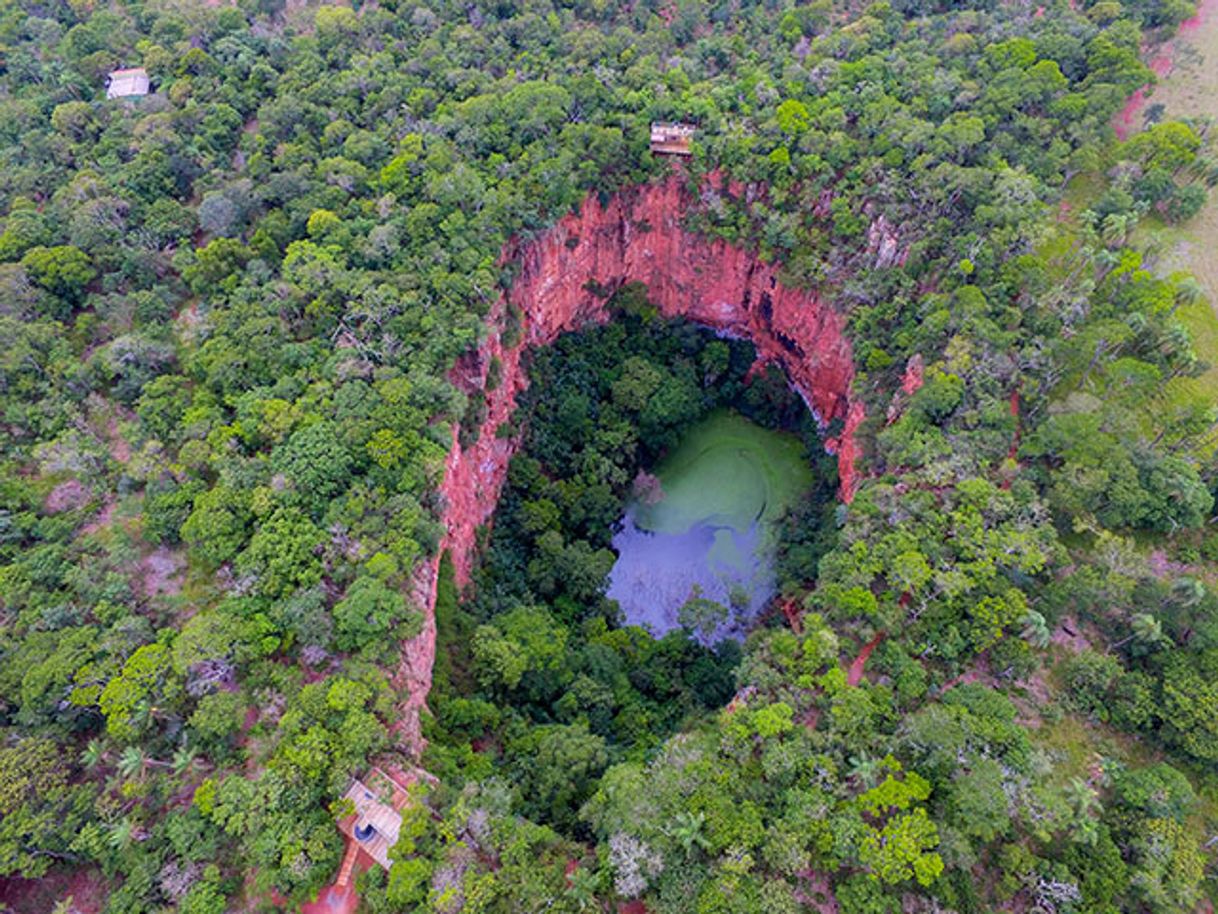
top-left (650, 122), bottom-right (696, 156)
top-left (106, 67), bottom-right (150, 99)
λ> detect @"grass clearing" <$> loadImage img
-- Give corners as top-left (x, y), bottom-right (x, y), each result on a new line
top-left (1128, 2), bottom-right (1218, 438)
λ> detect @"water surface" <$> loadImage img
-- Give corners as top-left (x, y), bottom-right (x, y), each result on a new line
top-left (606, 411), bottom-right (813, 641)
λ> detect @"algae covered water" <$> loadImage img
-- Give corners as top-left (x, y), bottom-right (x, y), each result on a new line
top-left (606, 410), bottom-right (814, 641)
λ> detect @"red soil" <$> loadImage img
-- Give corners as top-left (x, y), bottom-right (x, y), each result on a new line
top-left (393, 173), bottom-right (864, 751)
top-left (1113, 0), bottom-right (1215, 139)
top-left (900, 353), bottom-right (924, 395)
top-left (299, 885), bottom-right (359, 914)
top-left (299, 850), bottom-right (374, 914)
top-left (442, 173), bottom-right (859, 589)
top-left (0, 867), bottom-right (109, 914)
top-left (79, 498), bottom-right (116, 536)
top-left (846, 632), bottom-right (885, 686)
top-left (939, 658), bottom-right (990, 694)
top-left (778, 596), bottom-right (805, 634)
top-left (796, 870), bottom-right (840, 914)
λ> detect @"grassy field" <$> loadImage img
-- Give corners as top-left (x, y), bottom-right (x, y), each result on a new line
top-left (1133, 2), bottom-right (1218, 422)
top-left (633, 410), bottom-right (814, 536)
top-left (1020, 14), bottom-right (1218, 848)
top-left (1044, 12), bottom-right (1218, 450)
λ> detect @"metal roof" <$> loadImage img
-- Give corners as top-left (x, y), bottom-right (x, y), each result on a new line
top-left (107, 68), bottom-right (150, 99)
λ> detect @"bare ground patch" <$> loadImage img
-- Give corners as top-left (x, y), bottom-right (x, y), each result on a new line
top-left (0, 867), bottom-right (109, 914)
top-left (137, 546), bottom-right (186, 599)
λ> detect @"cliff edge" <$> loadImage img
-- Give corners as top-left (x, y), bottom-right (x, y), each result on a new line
top-left (393, 174), bottom-right (861, 753)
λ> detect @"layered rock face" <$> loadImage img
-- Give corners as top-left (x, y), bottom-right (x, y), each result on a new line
top-left (393, 174), bottom-right (860, 751)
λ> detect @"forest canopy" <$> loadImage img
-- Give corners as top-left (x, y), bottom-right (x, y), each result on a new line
top-left (0, 0), bottom-right (1216, 912)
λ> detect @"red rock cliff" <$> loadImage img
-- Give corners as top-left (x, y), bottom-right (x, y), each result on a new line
top-left (393, 174), bottom-right (860, 752)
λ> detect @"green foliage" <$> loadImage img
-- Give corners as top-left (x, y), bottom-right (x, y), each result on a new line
top-left (20, 245), bottom-right (95, 315)
top-left (181, 486), bottom-right (251, 568)
top-left (95, 642), bottom-right (178, 742)
top-left (332, 575), bottom-right (419, 651)
top-left (0, 739), bottom-right (94, 878)
top-left (858, 808), bottom-right (944, 887)
top-left (0, 0), bottom-right (1213, 908)
top-left (235, 508), bottom-right (325, 599)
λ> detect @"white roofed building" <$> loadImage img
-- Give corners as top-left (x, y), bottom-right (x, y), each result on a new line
top-left (106, 68), bottom-right (150, 99)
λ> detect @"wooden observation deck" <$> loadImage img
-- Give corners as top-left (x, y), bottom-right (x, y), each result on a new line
top-left (650, 122), bottom-right (696, 156)
top-left (336, 767), bottom-right (415, 872)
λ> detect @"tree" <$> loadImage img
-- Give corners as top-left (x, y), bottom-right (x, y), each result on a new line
top-left (189, 691), bottom-right (246, 752)
top-left (94, 642), bottom-right (179, 742)
top-left (946, 759), bottom-right (1010, 843)
top-left (0, 739), bottom-right (93, 878)
top-left (678, 592), bottom-right (729, 640)
top-left (472, 605), bottom-right (568, 696)
top-left (510, 722), bottom-right (608, 830)
top-left (197, 192), bottom-right (242, 237)
top-left (235, 508), bottom-right (326, 599)
top-left (20, 245), bottom-right (95, 315)
top-left (332, 576), bottom-right (419, 651)
top-left (858, 808), bottom-right (944, 888)
top-left (776, 99), bottom-right (811, 135)
top-left (180, 487), bottom-right (252, 568)
top-left (271, 422), bottom-right (355, 510)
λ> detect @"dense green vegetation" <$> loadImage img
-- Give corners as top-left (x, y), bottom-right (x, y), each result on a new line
top-left (420, 309), bottom-right (833, 818)
top-left (1, 0), bottom-right (1217, 911)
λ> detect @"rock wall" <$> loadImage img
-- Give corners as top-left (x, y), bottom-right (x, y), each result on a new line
top-left (393, 174), bottom-right (860, 753)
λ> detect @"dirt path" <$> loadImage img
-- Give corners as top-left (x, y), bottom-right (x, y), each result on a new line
top-left (846, 632), bottom-right (885, 686)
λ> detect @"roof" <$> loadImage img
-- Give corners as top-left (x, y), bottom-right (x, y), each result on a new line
top-left (336, 768), bottom-right (415, 870)
top-left (106, 68), bottom-right (150, 99)
top-left (650, 122), bottom-right (696, 156)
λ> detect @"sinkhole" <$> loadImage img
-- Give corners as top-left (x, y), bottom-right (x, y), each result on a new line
top-left (467, 301), bottom-right (841, 644)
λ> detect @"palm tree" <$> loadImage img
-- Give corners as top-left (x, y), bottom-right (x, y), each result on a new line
top-left (1093, 247), bottom-right (1122, 274)
top-left (1020, 610), bottom-right (1051, 649)
top-left (118, 746), bottom-right (145, 780)
top-left (1064, 777), bottom-right (1103, 847)
top-left (1112, 612), bottom-right (1168, 652)
top-left (80, 739), bottom-right (108, 771)
top-left (1172, 277), bottom-right (1206, 313)
top-left (1168, 576), bottom-right (1207, 644)
top-left (1072, 815), bottom-right (1101, 847)
top-left (1171, 576), bottom-right (1206, 608)
top-left (564, 864), bottom-right (601, 912)
top-left (668, 811), bottom-right (710, 858)
top-left (1162, 323), bottom-right (1196, 379)
top-left (108, 818), bottom-right (137, 852)
top-left (1064, 777), bottom-right (1101, 818)
top-left (1100, 212), bottom-right (1128, 248)
top-left (847, 754), bottom-right (883, 789)
top-left (172, 744), bottom-right (198, 775)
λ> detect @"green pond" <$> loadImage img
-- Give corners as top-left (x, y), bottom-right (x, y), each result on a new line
top-left (607, 410), bottom-right (814, 640)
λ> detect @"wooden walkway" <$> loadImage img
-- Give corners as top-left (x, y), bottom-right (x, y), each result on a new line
top-left (335, 841), bottom-right (361, 889)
